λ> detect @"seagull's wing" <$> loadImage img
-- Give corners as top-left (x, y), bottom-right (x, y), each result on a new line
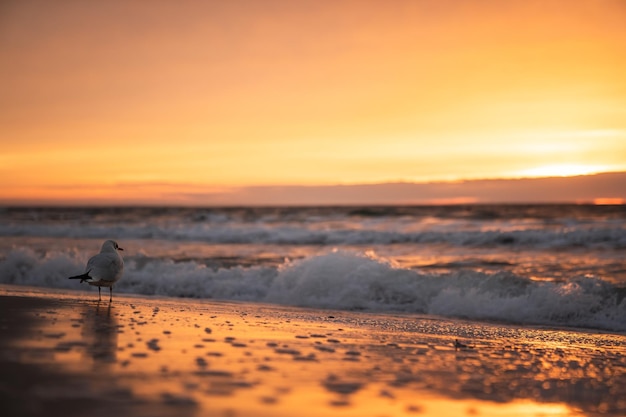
top-left (86, 252), bottom-right (123, 282)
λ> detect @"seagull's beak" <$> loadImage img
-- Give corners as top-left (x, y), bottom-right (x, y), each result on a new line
top-left (118, 247), bottom-right (124, 251)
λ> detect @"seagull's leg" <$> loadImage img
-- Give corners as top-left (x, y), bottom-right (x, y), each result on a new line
top-left (98, 286), bottom-right (101, 301)
top-left (110, 286), bottom-right (113, 302)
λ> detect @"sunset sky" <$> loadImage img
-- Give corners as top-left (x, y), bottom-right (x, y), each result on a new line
top-left (1, 0), bottom-right (625, 205)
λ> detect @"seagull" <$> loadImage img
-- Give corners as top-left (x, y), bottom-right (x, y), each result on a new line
top-left (454, 339), bottom-right (469, 350)
top-left (69, 240), bottom-right (124, 301)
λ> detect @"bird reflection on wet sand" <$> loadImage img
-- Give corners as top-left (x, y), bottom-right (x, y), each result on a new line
top-left (82, 301), bottom-right (118, 366)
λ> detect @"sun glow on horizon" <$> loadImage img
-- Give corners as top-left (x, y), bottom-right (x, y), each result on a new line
top-left (516, 164), bottom-right (613, 178)
top-left (593, 198), bottom-right (625, 205)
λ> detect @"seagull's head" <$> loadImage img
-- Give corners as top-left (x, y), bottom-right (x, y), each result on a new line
top-left (102, 240), bottom-right (124, 253)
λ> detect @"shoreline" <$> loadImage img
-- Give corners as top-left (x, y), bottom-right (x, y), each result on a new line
top-left (3, 282), bottom-right (625, 337)
top-left (1, 284), bottom-right (625, 416)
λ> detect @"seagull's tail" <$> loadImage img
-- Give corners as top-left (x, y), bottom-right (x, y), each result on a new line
top-left (69, 270), bottom-right (91, 283)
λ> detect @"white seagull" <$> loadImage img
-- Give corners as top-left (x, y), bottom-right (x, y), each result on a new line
top-left (69, 240), bottom-right (124, 301)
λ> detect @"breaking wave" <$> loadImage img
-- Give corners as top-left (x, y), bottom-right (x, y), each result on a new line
top-left (1, 249), bottom-right (624, 332)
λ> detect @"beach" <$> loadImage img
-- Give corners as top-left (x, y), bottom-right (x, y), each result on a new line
top-left (1, 284), bottom-right (624, 417)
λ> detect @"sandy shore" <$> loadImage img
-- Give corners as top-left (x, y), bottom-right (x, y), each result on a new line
top-left (1, 284), bottom-right (625, 417)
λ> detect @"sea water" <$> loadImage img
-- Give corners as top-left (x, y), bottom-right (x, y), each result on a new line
top-left (1, 205), bottom-right (625, 332)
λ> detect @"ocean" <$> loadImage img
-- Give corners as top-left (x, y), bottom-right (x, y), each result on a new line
top-left (1, 204), bottom-right (625, 333)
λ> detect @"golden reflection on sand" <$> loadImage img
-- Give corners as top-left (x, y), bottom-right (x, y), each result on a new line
top-left (0, 286), bottom-right (624, 416)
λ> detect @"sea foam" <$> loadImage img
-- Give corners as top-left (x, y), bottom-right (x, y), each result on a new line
top-left (1, 248), bottom-right (624, 332)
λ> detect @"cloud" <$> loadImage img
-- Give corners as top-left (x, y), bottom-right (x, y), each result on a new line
top-left (161, 172), bottom-right (626, 206)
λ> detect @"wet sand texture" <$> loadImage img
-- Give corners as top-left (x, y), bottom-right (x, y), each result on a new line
top-left (1, 285), bottom-right (625, 417)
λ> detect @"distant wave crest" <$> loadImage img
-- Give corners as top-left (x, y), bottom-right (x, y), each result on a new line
top-left (1, 223), bottom-right (625, 249)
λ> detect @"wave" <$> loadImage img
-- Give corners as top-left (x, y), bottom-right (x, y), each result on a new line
top-left (1, 223), bottom-right (625, 249)
top-left (1, 249), bottom-right (624, 332)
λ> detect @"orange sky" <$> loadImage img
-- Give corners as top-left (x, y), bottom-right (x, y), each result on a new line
top-left (1, 0), bottom-right (625, 205)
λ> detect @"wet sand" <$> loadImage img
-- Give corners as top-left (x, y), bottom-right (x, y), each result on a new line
top-left (1, 284), bottom-right (625, 417)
